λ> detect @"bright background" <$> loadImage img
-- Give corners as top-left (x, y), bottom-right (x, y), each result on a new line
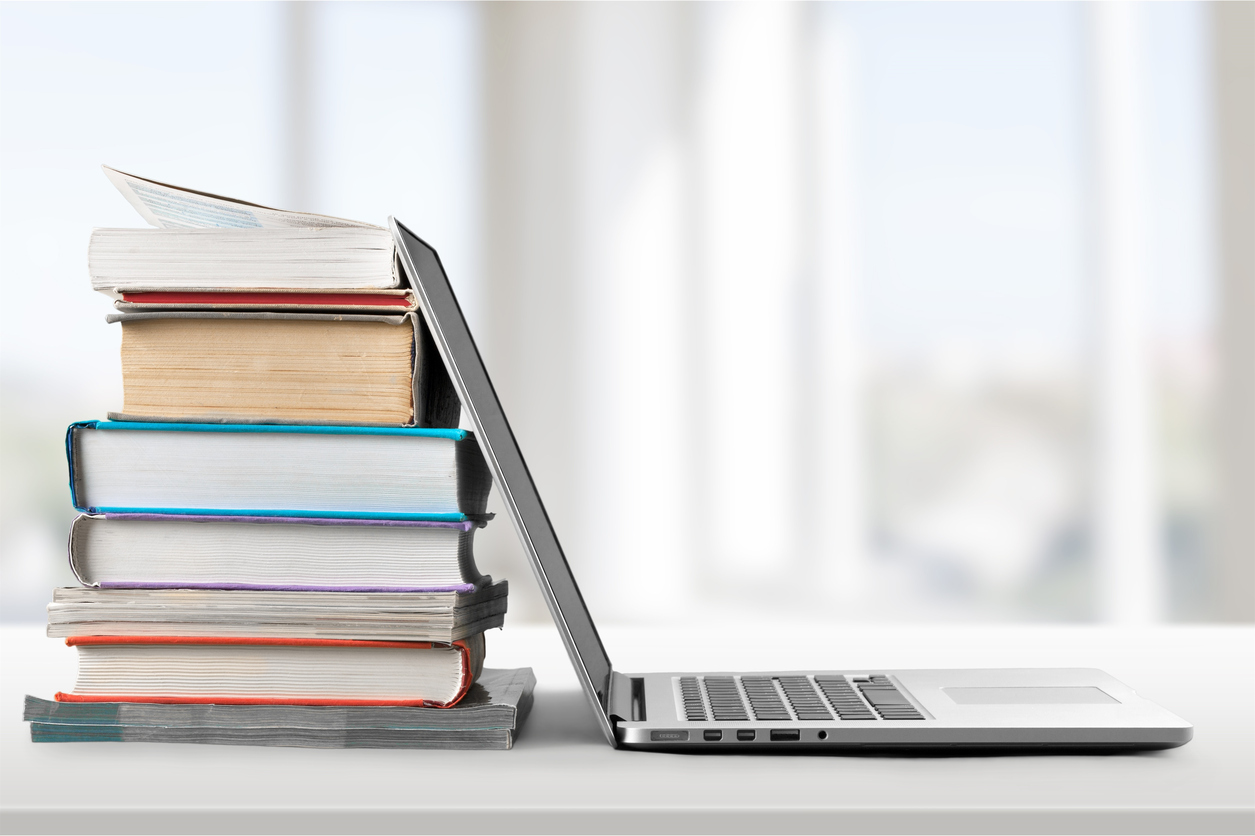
top-left (2, 2), bottom-right (1250, 627)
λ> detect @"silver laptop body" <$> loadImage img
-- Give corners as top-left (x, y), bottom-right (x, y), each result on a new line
top-left (391, 219), bottom-right (1192, 752)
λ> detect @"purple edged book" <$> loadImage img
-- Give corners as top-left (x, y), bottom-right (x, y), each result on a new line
top-left (48, 512), bottom-right (506, 642)
top-left (68, 513), bottom-right (487, 592)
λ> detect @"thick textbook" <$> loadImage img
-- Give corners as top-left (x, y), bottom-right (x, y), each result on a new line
top-left (66, 422), bottom-right (492, 521)
top-left (47, 582), bottom-right (508, 642)
top-left (108, 311), bottom-right (457, 427)
top-left (48, 583), bottom-right (507, 642)
top-left (67, 514), bottom-right (489, 592)
top-left (93, 167), bottom-right (407, 295)
top-left (57, 634), bottom-right (486, 707)
top-left (24, 667), bottom-right (535, 749)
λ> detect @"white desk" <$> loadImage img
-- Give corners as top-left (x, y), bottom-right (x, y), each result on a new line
top-left (2, 622), bottom-right (1252, 835)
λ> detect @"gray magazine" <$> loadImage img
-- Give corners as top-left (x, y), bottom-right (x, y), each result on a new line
top-left (24, 667), bottom-right (535, 750)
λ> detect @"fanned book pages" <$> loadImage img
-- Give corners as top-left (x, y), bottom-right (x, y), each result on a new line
top-left (47, 583), bottom-right (508, 642)
top-left (66, 422), bottom-right (492, 521)
top-left (24, 667), bottom-right (535, 750)
top-left (55, 634), bottom-right (486, 708)
top-left (92, 167), bottom-right (407, 299)
top-left (67, 514), bottom-right (489, 592)
top-left (102, 166), bottom-right (374, 230)
top-left (106, 311), bottom-right (458, 427)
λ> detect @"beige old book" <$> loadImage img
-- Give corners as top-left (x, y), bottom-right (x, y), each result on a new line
top-left (107, 311), bottom-right (460, 427)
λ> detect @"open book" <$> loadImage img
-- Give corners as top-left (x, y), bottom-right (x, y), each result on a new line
top-left (91, 168), bottom-right (416, 309)
top-left (103, 167), bottom-right (374, 231)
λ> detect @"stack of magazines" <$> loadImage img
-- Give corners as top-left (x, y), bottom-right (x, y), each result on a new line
top-left (23, 169), bottom-right (533, 749)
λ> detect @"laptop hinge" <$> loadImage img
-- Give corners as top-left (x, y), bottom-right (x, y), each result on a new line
top-left (608, 671), bottom-right (645, 722)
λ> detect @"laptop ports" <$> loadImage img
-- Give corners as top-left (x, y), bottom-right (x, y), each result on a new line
top-left (703, 730), bottom-right (723, 741)
top-left (736, 729), bottom-right (756, 741)
top-left (770, 729), bottom-right (800, 742)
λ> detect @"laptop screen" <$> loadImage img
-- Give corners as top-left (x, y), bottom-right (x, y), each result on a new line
top-left (391, 219), bottom-right (615, 721)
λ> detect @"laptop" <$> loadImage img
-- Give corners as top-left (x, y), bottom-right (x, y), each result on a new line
top-left (390, 218), bottom-right (1193, 753)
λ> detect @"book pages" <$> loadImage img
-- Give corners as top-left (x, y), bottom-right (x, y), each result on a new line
top-left (103, 166), bottom-right (378, 230)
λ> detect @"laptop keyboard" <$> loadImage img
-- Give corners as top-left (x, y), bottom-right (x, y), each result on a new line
top-left (813, 675), bottom-right (876, 719)
top-left (678, 674), bottom-right (924, 721)
top-left (700, 676), bottom-right (748, 721)
top-left (742, 677), bottom-right (792, 720)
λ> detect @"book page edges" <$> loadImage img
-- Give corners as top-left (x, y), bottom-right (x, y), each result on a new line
top-left (107, 311), bottom-right (424, 427)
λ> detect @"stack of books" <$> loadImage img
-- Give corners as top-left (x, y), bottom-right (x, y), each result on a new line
top-left (24, 169), bottom-right (534, 749)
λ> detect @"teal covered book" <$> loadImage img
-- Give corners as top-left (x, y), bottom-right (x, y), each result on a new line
top-left (66, 421), bottom-right (491, 521)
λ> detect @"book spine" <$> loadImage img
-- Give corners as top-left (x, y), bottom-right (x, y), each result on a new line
top-left (414, 311), bottom-right (461, 429)
top-left (66, 515), bottom-right (94, 587)
top-left (65, 422), bottom-right (98, 513)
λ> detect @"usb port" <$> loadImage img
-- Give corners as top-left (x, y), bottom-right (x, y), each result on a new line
top-left (703, 730), bottom-right (723, 741)
top-left (736, 729), bottom-right (756, 741)
top-left (770, 729), bottom-right (800, 741)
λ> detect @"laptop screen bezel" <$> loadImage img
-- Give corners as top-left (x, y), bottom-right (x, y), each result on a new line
top-left (390, 218), bottom-right (617, 745)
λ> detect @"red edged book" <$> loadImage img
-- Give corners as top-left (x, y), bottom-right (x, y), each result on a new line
top-left (54, 634), bottom-right (486, 708)
top-left (114, 288), bottom-right (417, 314)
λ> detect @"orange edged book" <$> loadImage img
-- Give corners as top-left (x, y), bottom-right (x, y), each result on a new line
top-left (55, 634), bottom-right (485, 708)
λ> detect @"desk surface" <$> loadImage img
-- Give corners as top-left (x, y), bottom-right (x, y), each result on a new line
top-left (2, 622), bottom-right (1252, 835)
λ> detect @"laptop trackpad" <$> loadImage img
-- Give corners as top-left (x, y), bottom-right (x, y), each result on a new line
top-left (944, 687), bottom-right (1118, 705)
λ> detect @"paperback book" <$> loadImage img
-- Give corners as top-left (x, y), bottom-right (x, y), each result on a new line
top-left (92, 167), bottom-right (407, 296)
top-left (47, 583), bottom-right (507, 642)
top-left (25, 667), bottom-right (535, 750)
